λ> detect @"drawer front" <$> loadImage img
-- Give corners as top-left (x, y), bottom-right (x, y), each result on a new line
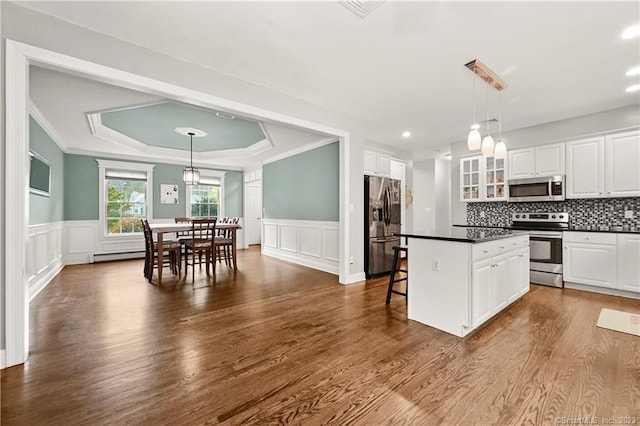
top-left (472, 236), bottom-right (528, 261)
top-left (563, 232), bottom-right (616, 245)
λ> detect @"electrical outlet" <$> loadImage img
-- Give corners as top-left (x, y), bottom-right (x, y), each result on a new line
top-left (432, 259), bottom-right (440, 271)
top-left (480, 211), bottom-right (486, 218)
top-left (625, 210), bottom-right (634, 219)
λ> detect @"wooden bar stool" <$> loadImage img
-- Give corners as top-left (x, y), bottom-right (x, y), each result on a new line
top-left (386, 246), bottom-right (408, 304)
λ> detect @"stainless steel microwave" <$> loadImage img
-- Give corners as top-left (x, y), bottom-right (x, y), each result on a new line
top-left (508, 175), bottom-right (565, 202)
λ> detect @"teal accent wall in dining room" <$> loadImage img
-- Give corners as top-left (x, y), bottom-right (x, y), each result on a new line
top-left (263, 142), bottom-right (339, 221)
top-left (63, 154), bottom-right (243, 220)
top-left (29, 116), bottom-right (65, 225)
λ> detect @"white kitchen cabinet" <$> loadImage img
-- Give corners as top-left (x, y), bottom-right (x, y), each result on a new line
top-left (471, 237), bottom-right (530, 329)
top-left (566, 131), bottom-right (640, 199)
top-left (508, 148), bottom-right (535, 179)
top-left (364, 150), bottom-right (391, 176)
top-left (566, 137), bottom-right (605, 198)
top-left (508, 143), bottom-right (565, 179)
top-left (563, 232), bottom-right (617, 288)
top-left (605, 130), bottom-right (640, 198)
top-left (617, 234), bottom-right (640, 293)
top-left (507, 247), bottom-right (530, 302)
top-left (460, 156), bottom-right (481, 201)
top-left (472, 259), bottom-right (493, 328)
top-left (460, 155), bottom-right (507, 202)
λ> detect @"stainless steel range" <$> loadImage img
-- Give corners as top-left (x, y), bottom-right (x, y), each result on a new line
top-left (511, 212), bottom-right (569, 288)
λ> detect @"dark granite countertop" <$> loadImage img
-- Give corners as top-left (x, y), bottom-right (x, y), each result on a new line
top-left (454, 224), bottom-right (640, 234)
top-left (397, 227), bottom-right (527, 244)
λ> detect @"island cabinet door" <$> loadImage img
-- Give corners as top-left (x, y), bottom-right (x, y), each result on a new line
top-left (472, 259), bottom-right (493, 328)
top-left (492, 257), bottom-right (509, 313)
top-left (507, 247), bottom-right (530, 302)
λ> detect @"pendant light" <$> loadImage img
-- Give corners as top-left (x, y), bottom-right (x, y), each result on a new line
top-left (481, 84), bottom-right (495, 155)
top-left (494, 91), bottom-right (507, 159)
top-left (175, 127), bottom-right (207, 185)
top-left (467, 75), bottom-right (481, 150)
top-left (183, 132), bottom-right (200, 185)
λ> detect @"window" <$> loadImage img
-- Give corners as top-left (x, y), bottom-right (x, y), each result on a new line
top-left (187, 175), bottom-right (224, 218)
top-left (97, 160), bottom-right (154, 237)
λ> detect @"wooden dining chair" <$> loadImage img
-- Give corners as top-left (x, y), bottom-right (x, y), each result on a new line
top-left (215, 217), bottom-right (239, 267)
top-left (141, 219), bottom-right (182, 283)
top-left (183, 218), bottom-right (217, 283)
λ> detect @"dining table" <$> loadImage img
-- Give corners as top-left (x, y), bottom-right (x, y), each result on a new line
top-left (148, 222), bottom-right (242, 285)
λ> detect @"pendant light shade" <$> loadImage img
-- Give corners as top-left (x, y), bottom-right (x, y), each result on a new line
top-left (494, 140), bottom-right (507, 159)
top-left (183, 167), bottom-right (200, 185)
top-left (467, 125), bottom-right (481, 150)
top-left (481, 134), bottom-right (495, 155)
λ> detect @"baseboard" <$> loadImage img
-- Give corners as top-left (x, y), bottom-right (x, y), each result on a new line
top-left (29, 259), bottom-right (64, 302)
top-left (262, 247), bottom-right (338, 275)
top-left (0, 350), bottom-right (5, 369)
top-left (564, 282), bottom-right (640, 300)
top-left (345, 272), bottom-right (366, 285)
top-left (93, 251), bottom-right (145, 262)
top-left (64, 253), bottom-right (94, 265)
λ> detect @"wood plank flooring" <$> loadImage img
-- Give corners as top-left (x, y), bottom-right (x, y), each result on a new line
top-left (2, 246), bottom-right (639, 425)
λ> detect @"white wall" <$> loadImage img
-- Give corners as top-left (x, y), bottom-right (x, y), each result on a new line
top-left (451, 104), bottom-right (640, 225)
top-left (434, 156), bottom-right (451, 232)
top-left (412, 159), bottom-right (436, 234)
top-left (0, 1), bottom-right (5, 357)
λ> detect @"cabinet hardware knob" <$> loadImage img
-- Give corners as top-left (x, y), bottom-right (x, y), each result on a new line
top-left (483, 250), bottom-right (488, 254)
top-left (500, 246), bottom-right (504, 249)
top-left (585, 237), bottom-right (590, 240)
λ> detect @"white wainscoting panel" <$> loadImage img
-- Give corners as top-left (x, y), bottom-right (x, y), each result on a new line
top-left (27, 222), bottom-right (64, 301)
top-left (279, 225), bottom-right (298, 253)
top-left (263, 223), bottom-right (278, 248)
top-left (262, 219), bottom-right (339, 275)
top-left (299, 227), bottom-right (322, 258)
top-left (64, 220), bottom-right (99, 264)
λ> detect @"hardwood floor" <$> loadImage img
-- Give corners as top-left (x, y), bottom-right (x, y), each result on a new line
top-left (2, 246), bottom-right (639, 424)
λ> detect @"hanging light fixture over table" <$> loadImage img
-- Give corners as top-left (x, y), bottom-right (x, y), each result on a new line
top-left (464, 59), bottom-right (508, 156)
top-left (175, 127), bottom-right (207, 185)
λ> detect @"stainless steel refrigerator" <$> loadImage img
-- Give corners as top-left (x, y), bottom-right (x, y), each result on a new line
top-left (364, 176), bottom-right (402, 278)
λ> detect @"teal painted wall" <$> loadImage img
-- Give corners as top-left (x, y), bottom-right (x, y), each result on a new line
top-left (29, 116), bottom-right (64, 225)
top-left (224, 171), bottom-right (243, 217)
top-left (263, 142), bottom-right (339, 221)
top-left (64, 154), bottom-right (100, 220)
top-left (63, 154), bottom-right (242, 220)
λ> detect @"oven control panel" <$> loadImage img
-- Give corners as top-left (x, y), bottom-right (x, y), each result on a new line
top-left (512, 212), bottom-right (569, 223)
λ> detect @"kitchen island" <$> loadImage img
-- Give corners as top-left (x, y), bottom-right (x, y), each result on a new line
top-left (397, 228), bottom-right (530, 337)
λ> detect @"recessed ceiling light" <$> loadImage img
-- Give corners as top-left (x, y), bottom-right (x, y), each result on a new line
top-left (621, 24), bottom-right (640, 39)
top-left (626, 84), bottom-right (640, 93)
top-left (402, 131), bottom-right (411, 138)
top-left (626, 65), bottom-right (640, 76)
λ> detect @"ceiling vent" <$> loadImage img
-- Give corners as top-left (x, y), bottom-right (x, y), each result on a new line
top-left (339, 0), bottom-right (385, 19)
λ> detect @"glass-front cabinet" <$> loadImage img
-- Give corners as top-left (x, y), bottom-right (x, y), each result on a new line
top-left (460, 155), bottom-right (508, 202)
top-left (461, 156), bottom-right (481, 201)
top-left (484, 156), bottom-right (507, 201)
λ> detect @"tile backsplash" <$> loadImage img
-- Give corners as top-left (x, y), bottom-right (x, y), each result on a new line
top-left (466, 197), bottom-right (640, 228)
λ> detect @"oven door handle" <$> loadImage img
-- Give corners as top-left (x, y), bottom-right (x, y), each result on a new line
top-left (528, 232), bottom-right (563, 238)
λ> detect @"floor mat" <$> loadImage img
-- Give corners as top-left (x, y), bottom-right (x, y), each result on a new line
top-left (597, 308), bottom-right (640, 336)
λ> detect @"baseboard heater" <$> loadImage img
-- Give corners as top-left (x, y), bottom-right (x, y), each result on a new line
top-left (92, 251), bottom-right (145, 263)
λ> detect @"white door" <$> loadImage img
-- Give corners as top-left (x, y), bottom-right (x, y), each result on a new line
top-left (245, 184), bottom-right (262, 245)
top-left (472, 259), bottom-right (494, 328)
top-left (617, 234), bottom-right (640, 293)
top-left (564, 243), bottom-right (617, 288)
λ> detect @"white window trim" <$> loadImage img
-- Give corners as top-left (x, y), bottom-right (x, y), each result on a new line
top-left (185, 170), bottom-right (226, 218)
top-left (97, 159), bottom-right (155, 239)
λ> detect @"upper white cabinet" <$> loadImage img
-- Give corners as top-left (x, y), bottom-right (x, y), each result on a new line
top-left (605, 130), bottom-right (640, 197)
top-left (566, 137), bottom-right (605, 198)
top-left (460, 155), bottom-right (507, 202)
top-left (364, 150), bottom-right (391, 177)
top-left (508, 143), bottom-right (565, 179)
top-left (566, 131), bottom-right (640, 199)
